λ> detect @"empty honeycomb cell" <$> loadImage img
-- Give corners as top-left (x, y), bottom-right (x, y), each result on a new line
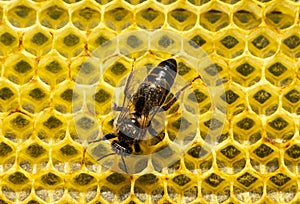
top-left (265, 1), bottom-right (295, 30)
top-left (71, 3), bottom-right (101, 31)
top-left (104, 6), bottom-right (133, 32)
top-left (70, 56), bottom-right (101, 85)
top-left (233, 185), bottom-right (263, 202)
top-left (4, 53), bottom-right (35, 85)
top-left (54, 27), bottom-right (85, 58)
top-left (102, 58), bottom-right (131, 87)
top-left (0, 81), bottom-right (18, 112)
top-left (216, 143), bottom-right (246, 174)
top-left (215, 29), bottom-right (245, 58)
top-left (136, 7), bottom-right (165, 30)
top-left (265, 54), bottom-right (294, 87)
top-left (35, 112), bottom-right (66, 143)
top-left (20, 81), bottom-right (50, 113)
top-left (23, 26), bottom-right (52, 56)
top-left (248, 83), bottom-right (279, 115)
top-left (167, 8), bottom-right (197, 31)
top-left (150, 31), bottom-right (181, 56)
top-left (232, 1), bottom-right (262, 30)
top-left (202, 176), bottom-right (230, 203)
top-left (230, 56), bottom-right (262, 87)
top-left (200, 7), bottom-right (229, 32)
top-left (119, 31), bottom-right (149, 58)
top-left (53, 81), bottom-right (82, 113)
top-left (266, 113), bottom-right (295, 143)
top-left (248, 28), bottom-right (279, 58)
top-left (282, 26), bottom-right (300, 58)
top-left (7, 3), bottom-right (36, 28)
top-left (88, 28), bottom-right (117, 59)
top-left (185, 28), bottom-right (214, 55)
top-left (232, 111), bottom-right (262, 145)
top-left (38, 51), bottom-right (68, 87)
top-left (0, 25), bottom-right (19, 56)
top-left (266, 173), bottom-right (297, 202)
top-left (282, 83), bottom-right (300, 114)
top-left (39, 3), bottom-right (69, 29)
top-left (2, 112), bottom-right (33, 141)
top-left (215, 84), bottom-right (247, 115)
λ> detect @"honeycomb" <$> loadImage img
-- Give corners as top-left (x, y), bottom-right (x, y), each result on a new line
top-left (0, 0), bottom-right (299, 203)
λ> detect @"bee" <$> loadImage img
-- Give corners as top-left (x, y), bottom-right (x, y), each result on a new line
top-left (91, 58), bottom-right (201, 173)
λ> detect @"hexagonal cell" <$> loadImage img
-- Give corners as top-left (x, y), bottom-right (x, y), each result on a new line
top-left (232, 112), bottom-right (262, 145)
top-left (136, 7), bottom-right (165, 30)
top-left (281, 26), bottom-right (300, 58)
top-left (282, 82), bottom-right (300, 114)
top-left (54, 27), bottom-right (85, 58)
top-left (104, 6), bottom-right (133, 32)
top-left (53, 81), bottom-right (82, 114)
top-left (70, 56), bottom-right (101, 85)
top-left (266, 113), bottom-right (295, 143)
top-left (216, 143), bottom-right (246, 174)
top-left (265, 54), bottom-right (294, 87)
top-left (4, 53), bottom-right (35, 85)
top-left (199, 54), bottom-right (229, 87)
top-left (285, 143), bottom-right (300, 174)
top-left (2, 112), bottom-right (33, 141)
top-left (201, 175), bottom-right (230, 203)
top-left (134, 174), bottom-right (163, 201)
top-left (88, 28), bottom-right (117, 59)
top-left (19, 141), bottom-right (49, 173)
top-left (150, 31), bottom-right (181, 56)
top-left (184, 27), bottom-right (214, 56)
top-left (250, 142), bottom-right (280, 173)
top-left (200, 4), bottom-right (230, 32)
top-left (182, 75), bottom-right (211, 115)
top-left (71, 3), bottom-right (101, 31)
top-left (0, 80), bottom-right (19, 112)
top-left (248, 83), bottom-right (279, 115)
top-left (215, 84), bottom-right (246, 115)
top-left (7, 3), bottom-right (36, 28)
top-left (23, 26), bottom-right (52, 56)
top-left (266, 173), bottom-right (297, 203)
top-left (0, 141), bottom-right (15, 172)
top-left (85, 83), bottom-right (114, 115)
top-left (119, 31), bottom-right (148, 58)
top-left (38, 51), bottom-right (68, 87)
top-left (102, 57), bottom-right (132, 87)
top-left (230, 56), bottom-right (262, 87)
top-left (184, 144), bottom-right (213, 172)
top-left (167, 8), bottom-right (197, 31)
top-left (0, 25), bottom-right (19, 56)
top-left (265, 1), bottom-right (296, 30)
top-left (35, 111), bottom-right (67, 143)
top-left (232, 1), bottom-right (262, 30)
top-left (215, 28), bottom-right (246, 58)
top-left (20, 81), bottom-right (50, 114)
top-left (39, 3), bottom-right (69, 29)
top-left (199, 110), bottom-right (228, 144)
top-left (248, 27), bottom-right (279, 58)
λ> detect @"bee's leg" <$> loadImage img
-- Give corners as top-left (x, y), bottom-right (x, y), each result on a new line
top-left (89, 133), bottom-right (116, 144)
top-left (162, 75), bottom-right (201, 111)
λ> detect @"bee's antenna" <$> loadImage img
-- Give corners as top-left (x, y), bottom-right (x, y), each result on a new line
top-left (97, 153), bottom-right (116, 161)
top-left (121, 156), bottom-right (129, 174)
